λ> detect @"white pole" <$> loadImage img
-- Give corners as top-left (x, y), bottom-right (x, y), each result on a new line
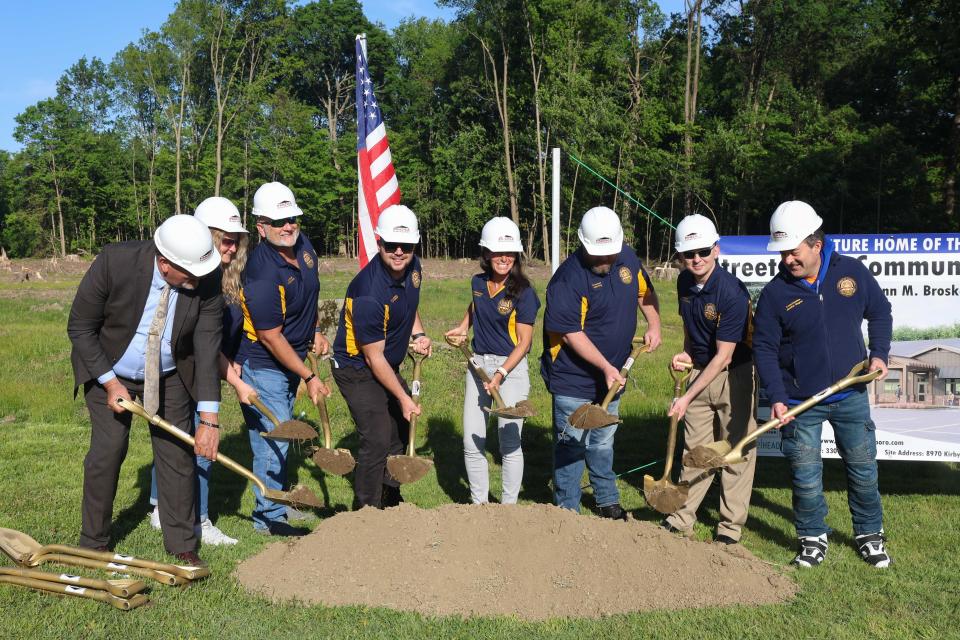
top-left (551, 147), bottom-right (560, 273)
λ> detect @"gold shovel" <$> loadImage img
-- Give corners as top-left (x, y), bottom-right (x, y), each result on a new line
top-left (254, 393), bottom-right (319, 443)
top-left (643, 362), bottom-right (693, 514)
top-left (0, 566), bottom-right (147, 599)
top-left (683, 359), bottom-right (882, 470)
top-left (0, 526), bottom-right (204, 582)
top-left (306, 352), bottom-right (356, 475)
top-left (386, 347), bottom-right (434, 484)
top-left (445, 335), bottom-right (536, 418)
top-left (568, 338), bottom-right (650, 430)
top-left (0, 573), bottom-right (149, 610)
top-left (118, 398), bottom-right (324, 510)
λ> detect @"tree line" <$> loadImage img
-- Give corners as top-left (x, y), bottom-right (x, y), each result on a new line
top-left (0, 0), bottom-right (956, 262)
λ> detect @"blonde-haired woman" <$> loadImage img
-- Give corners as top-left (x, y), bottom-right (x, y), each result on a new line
top-left (149, 197), bottom-right (255, 545)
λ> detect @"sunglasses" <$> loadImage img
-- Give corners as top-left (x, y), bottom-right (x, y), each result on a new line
top-left (681, 246), bottom-right (714, 260)
top-left (267, 216), bottom-right (299, 228)
top-left (220, 237), bottom-right (238, 248)
top-left (381, 241), bottom-right (416, 254)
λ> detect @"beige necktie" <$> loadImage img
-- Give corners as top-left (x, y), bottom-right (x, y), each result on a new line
top-left (143, 285), bottom-right (171, 415)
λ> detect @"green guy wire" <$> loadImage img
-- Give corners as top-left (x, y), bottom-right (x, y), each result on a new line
top-left (566, 151), bottom-right (675, 230)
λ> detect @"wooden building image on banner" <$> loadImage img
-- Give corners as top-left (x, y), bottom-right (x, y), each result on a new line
top-left (871, 339), bottom-right (960, 407)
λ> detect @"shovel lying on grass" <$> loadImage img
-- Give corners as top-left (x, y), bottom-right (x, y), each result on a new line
top-left (0, 527), bottom-right (202, 584)
top-left (254, 392), bottom-right (319, 443)
top-left (118, 398), bottom-right (323, 510)
top-left (643, 362), bottom-right (693, 514)
top-left (445, 335), bottom-right (536, 419)
top-left (0, 566), bottom-right (146, 599)
top-left (0, 571), bottom-right (149, 610)
top-left (306, 352), bottom-right (356, 475)
top-left (683, 359), bottom-right (882, 470)
top-left (386, 347), bottom-right (434, 484)
top-left (568, 338), bottom-right (650, 430)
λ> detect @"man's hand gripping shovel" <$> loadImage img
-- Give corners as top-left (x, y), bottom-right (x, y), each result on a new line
top-left (567, 337), bottom-right (650, 430)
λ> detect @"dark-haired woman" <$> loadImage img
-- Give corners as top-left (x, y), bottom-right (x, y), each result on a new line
top-left (445, 217), bottom-right (540, 504)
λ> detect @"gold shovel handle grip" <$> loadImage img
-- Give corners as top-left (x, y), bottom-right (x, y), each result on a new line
top-left (446, 335), bottom-right (510, 409)
top-left (118, 398), bottom-right (268, 495)
top-left (307, 352), bottom-right (333, 449)
top-left (599, 339), bottom-right (650, 410)
top-left (404, 346), bottom-right (428, 457)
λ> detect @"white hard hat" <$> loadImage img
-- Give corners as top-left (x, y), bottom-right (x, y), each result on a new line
top-left (577, 206), bottom-right (623, 256)
top-left (767, 200), bottom-right (823, 251)
top-left (252, 182), bottom-right (303, 220)
top-left (154, 214), bottom-right (219, 277)
top-left (479, 217), bottom-right (523, 252)
top-left (375, 204), bottom-right (420, 243)
top-left (674, 214), bottom-right (719, 252)
top-left (194, 196), bottom-right (247, 234)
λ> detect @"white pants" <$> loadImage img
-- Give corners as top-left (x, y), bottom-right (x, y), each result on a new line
top-left (462, 354), bottom-right (530, 504)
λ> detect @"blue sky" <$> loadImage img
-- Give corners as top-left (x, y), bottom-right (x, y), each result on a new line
top-left (0, 0), bottom-right (687, 153)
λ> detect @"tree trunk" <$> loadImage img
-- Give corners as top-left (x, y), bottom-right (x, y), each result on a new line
top-left (683, 0), bottom-right (703, 215)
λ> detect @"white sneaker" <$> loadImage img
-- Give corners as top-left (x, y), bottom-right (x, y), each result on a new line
top-left (149, 506), bottom-right (161, 530)
top-left (200, 518), bottom-right (238, 546)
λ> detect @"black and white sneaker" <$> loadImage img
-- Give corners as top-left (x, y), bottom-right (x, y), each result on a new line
top-left (793, 533), bottom-right (828, 568)
top-left (855, 530), bottom-right (892, 568)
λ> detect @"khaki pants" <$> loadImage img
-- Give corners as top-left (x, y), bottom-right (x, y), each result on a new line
top-left (665, 363), bottom-right (757, 541)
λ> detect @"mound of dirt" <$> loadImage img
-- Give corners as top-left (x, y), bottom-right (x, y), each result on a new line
top-left (235, 503), bottom-right (796, 620)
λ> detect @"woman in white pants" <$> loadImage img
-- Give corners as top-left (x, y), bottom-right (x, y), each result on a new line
top-left (445, 217), bottom-right (540, 504)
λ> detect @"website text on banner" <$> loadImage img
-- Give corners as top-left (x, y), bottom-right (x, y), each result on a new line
top-left (722, 233), bottom-right (960, 462)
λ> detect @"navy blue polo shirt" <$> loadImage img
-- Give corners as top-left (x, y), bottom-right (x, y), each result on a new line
top-left (221, 301), bottom-right (244, 361)
top-left (540, 245), bottom-right (655, 400)
top-left (677, 264), bottom-right (752, 368)
top-left (237, 234), bottom-right (320, 369)
top-left (753, 241), bottom-right (892, 406)
top-left (470, 274), bottom-right (540, 356)
top-left (333, 255), bottom-right (422, 369)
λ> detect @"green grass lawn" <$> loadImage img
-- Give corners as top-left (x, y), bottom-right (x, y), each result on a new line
top-left (0, 265), bottom-right (957, 639)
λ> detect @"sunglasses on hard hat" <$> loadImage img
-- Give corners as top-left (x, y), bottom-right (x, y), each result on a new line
top-left (381, 241), bottom-right (416, 254)
top-left (267, 216), bottom-right (299, 228)
top-left (681, 246), bottom-right (714, 260)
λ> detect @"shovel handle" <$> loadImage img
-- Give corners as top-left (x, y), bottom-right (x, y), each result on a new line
top-left (0, 567), bottom-right (147, 599)
top-left (0, 574), bottom-right (148, 610)
top-left (307, 353), bottom-right (333, 449)
top-left (32, 552), bottom-right (188, 586)
top-left (599, 339), bottom-right (650, 410)
top-left (248, 393), bottom-right (281, 429)
top-left (118, 398), bottom-right (269, 496)
top-left (405, 348), bottom-right (428, 457)
top-left (729, 359), bottom-right (881, 458)
top-left (661, 363), bottom-right (693, 479)
top-left (447, 336), bottom-right (510, 409)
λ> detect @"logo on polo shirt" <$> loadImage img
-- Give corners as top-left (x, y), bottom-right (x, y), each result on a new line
top-left (786, 298), bottom-right (803, 311)
top-left (473, 290), bottom-right (483, 297)
top-left (837, 277), bottom-right (857, 297)
top-left (302, 252), bottom-right (314, 269)
top-left (497, 298), bottom-right (514, 315)
top-left (618, 266), bottom-right (633, 284)
top-left (703, 303), bottom-right (718, 322)
top-left (411, 271), bottom-right (421, 288)
top-left (391, 294), bottom-right (399, 303)
top-left (287, 275), bottom-right (296, 285)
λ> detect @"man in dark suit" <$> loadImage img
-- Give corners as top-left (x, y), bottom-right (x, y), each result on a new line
top-left (68, 214), bottom-right (223, 565)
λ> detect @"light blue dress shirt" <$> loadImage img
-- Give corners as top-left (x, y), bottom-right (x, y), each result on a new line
top-left (98, 261), bottom-right (219, 413)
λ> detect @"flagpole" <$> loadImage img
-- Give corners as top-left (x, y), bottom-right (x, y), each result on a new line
top-left (551, 148), bottom-right (560, 273)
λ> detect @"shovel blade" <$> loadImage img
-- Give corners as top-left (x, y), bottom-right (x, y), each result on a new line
top-left (485, 399), bottom-right (537, 419)
top-left (386, 455), bottom-right (434, 484)
top-left (265, 485), bottom-right (324, 509)
top-left (568, 403), bottom-right (618, 430)
top-left (642, 475), bottom-right (690, 515)
top-left (262, 420), bottom-right (319, 442)
top-left (311, 447), bottom-right (356, 476)
top-left (683, 440), bottom-right (733, 470)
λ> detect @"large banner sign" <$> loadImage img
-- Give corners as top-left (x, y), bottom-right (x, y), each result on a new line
top-left (721, 233), bottom-right (960, 462)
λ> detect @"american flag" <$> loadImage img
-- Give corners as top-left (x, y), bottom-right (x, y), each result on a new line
top-left (356, 34), bottom-right (400, 268)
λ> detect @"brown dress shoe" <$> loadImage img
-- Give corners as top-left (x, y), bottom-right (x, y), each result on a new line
top-left (173, 551), bottom-right (207, 567)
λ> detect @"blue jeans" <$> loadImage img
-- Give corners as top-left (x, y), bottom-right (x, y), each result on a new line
top-left (240, 362), bottom-right (298, 530)
top-left (150, 414), bottom-right (212, 520)
top-left (552, 394), bottom-right (621, 511)
top-left (779, 390), bottom-right (883, 537)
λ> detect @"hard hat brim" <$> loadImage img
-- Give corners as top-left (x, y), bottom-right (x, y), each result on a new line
top-left (582, 237), bottom-right (623, 256)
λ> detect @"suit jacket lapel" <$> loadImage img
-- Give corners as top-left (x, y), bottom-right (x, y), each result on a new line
top-left (124, 245), bottom-right (156, 349)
